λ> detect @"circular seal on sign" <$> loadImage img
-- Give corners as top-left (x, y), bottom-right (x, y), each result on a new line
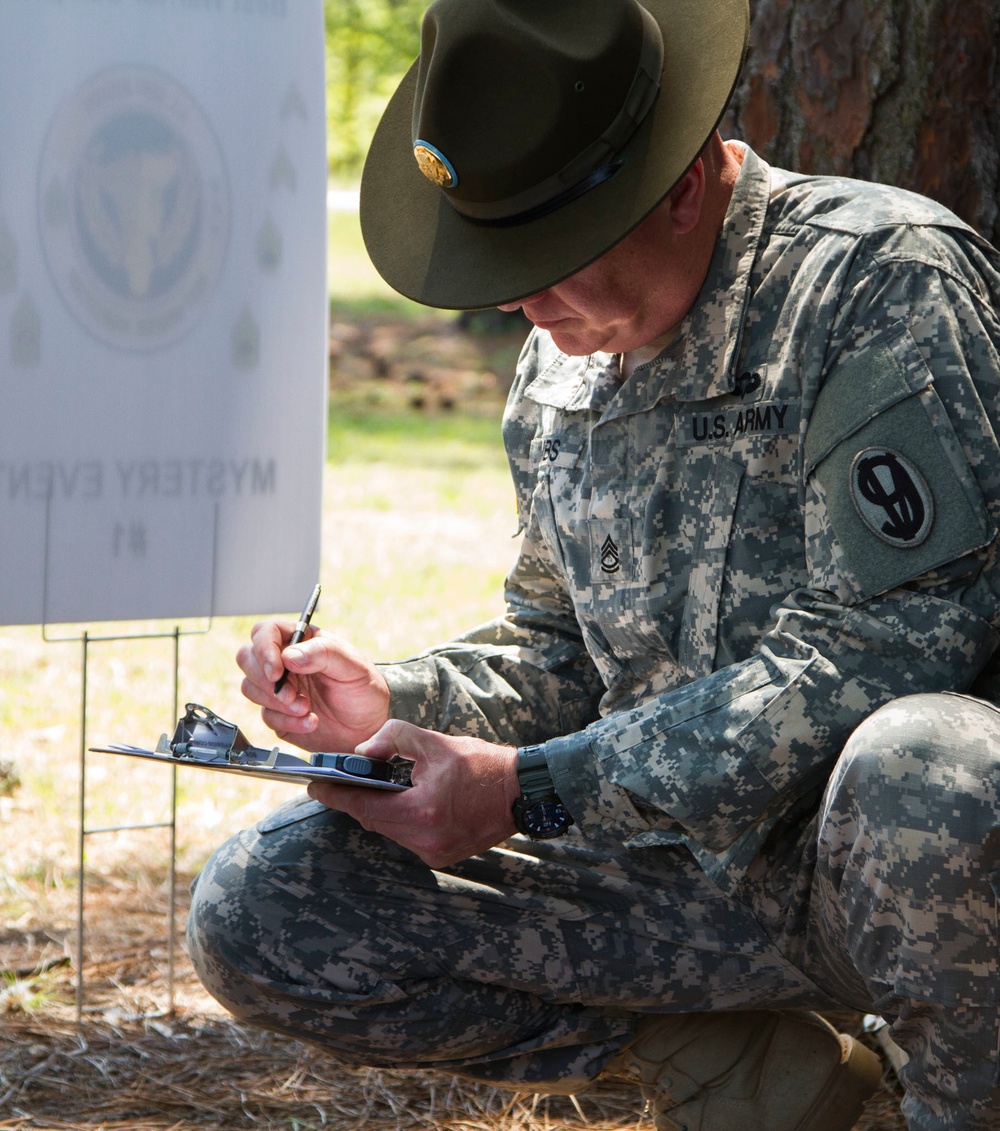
top-left (850, 448), bottom-right (934, 547)
top-left (38, 66), bottom-right (230, 352)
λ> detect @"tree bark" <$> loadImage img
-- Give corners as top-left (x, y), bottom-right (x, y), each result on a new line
top-left (726, 0), bottom-right (1000, 244)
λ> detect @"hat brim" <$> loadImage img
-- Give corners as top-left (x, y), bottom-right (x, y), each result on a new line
top-left (360, 0), bottom-right (749, 310)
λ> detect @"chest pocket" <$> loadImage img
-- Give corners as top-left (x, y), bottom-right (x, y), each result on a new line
top-left (677, 455), bottom-right (745, 678)
top-left (525, 431), bottom-right (586, 580)
top-left (583, 451), bottom-right (745, 684)
top-left (528, 418), bottom-right (746, 686)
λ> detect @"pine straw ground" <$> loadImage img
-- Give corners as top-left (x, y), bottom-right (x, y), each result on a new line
top-left (0, 876), bottom-right (908, 1131)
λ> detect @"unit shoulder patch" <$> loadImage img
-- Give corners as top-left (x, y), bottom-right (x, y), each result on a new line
top-left (808, 336), bottom-right (990, 599)
top-left (849, 448), bottom-right (934, 548)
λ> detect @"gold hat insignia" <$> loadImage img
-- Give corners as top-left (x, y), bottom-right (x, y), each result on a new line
top-left (413, 142), bottom-right (457, 188)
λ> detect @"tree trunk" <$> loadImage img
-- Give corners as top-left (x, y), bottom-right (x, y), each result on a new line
top-left (726, 0), bottom-right (1000, 245)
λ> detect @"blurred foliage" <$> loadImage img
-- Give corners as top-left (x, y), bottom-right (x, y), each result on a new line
top-left (325, 0), bottom-right (425, 179)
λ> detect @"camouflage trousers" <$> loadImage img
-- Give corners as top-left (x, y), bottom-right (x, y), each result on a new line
top-left (187, 693), bottom-right (1000, 1130)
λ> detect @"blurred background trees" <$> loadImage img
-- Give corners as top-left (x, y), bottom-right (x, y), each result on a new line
top-left (324, 0), bottom-right (423, 179)
top-left (325, 0), bottom-right (1000, 242)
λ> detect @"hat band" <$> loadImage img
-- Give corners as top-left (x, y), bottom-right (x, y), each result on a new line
top-left (466, 158), bottom-right (628, 229)
top-left (446, 6), bottom-right (664, 225)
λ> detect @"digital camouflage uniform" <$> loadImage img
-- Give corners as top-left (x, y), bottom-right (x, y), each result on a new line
top-left (188, 145), bottom-right (1000, 1129)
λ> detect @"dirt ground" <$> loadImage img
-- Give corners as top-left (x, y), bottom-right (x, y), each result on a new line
top-left (326, 306), bottom-right (529, 412)
top-left (1, 313), bottom-right (908, 1129)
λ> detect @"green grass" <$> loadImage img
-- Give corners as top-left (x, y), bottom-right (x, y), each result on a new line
top-left (329, 406), bottom-right (509, 468)
top-left (327, 208), bottom-right (378, 297)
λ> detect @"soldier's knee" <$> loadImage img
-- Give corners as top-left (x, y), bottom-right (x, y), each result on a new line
top-left (818, 694), bottom-right (1000, 998)
top-left (825, 692), bottom-right (1000, 850)
top-left (186, 831), bottom-right (268, 1019)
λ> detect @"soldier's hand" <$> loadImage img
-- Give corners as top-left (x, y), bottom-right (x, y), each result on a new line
top-left (307, 720), bottom-right (520, 867)
top-left (237, 619), bottom-right (390, 754)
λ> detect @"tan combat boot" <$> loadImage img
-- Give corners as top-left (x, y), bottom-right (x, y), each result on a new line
top-left (604, 1010), bottom-right (882, 1131)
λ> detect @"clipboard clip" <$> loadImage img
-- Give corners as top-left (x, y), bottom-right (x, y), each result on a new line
top-left (155, 702), bottom-right (283, 767)
top-left (145, 696), bottom-right (414, 787)
top-left (128, 702), bottom-right (413, 787)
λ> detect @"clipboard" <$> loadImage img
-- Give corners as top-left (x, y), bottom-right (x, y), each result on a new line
top-left (90, 702), bottom-right (413, 791)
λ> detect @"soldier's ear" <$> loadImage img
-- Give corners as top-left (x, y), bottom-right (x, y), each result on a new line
top-left (667, 159), bottom-right (705, 236)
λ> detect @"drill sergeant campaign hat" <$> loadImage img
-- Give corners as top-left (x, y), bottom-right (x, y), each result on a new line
top-left (360, 0), bottom-right (750, 310)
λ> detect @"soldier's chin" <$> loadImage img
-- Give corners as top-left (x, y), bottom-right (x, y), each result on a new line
top-left (538, 321), bottom-right (601, 357)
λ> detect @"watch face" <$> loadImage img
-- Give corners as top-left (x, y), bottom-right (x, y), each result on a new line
top-left (521, 799), bottom-right (572, 839)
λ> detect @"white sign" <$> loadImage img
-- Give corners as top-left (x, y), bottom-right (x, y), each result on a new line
top-left (0, 0), bottom-right (328, 624)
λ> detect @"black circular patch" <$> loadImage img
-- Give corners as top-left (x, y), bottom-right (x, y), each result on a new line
top-left (850, 448), bottom-right (934, 547)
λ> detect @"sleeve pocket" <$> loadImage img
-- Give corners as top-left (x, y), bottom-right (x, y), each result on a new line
top-left (805, 330), bottom-right (992, 600)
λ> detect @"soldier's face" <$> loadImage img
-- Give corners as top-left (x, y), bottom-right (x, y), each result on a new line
top-left (497, 188), bottom-right (704, 357)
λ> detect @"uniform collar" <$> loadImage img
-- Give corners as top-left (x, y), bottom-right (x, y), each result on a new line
top-left (522, 347), bottom-right (620, 413)
top-left (523, 143), bottom-right (771, 414)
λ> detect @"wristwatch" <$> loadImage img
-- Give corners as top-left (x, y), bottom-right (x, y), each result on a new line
top-left (511, 745), bottom-right (573, 839)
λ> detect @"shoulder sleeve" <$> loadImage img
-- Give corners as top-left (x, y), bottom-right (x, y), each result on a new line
top-left (804, 228), bottom-right (1000, 607)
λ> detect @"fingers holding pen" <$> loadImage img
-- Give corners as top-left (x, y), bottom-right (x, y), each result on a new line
top-left (238, 618), bottom-right (307, 699)
top-left (235, 583), bottom-right (321, 701)
top-left (237, 619), bottom-right (317, 735)
top-left (237, 617), bottom-right (392, 753)
top-left (273, 583), bottom-right (321, 694)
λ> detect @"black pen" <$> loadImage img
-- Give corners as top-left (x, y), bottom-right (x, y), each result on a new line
top-left (274, 582), bottom-right (321, 694)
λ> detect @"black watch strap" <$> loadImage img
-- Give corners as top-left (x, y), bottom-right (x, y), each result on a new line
top-left (512, 745), bottom-right (573, 839)
top-left (516, 744), bottom-right (557, 802)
